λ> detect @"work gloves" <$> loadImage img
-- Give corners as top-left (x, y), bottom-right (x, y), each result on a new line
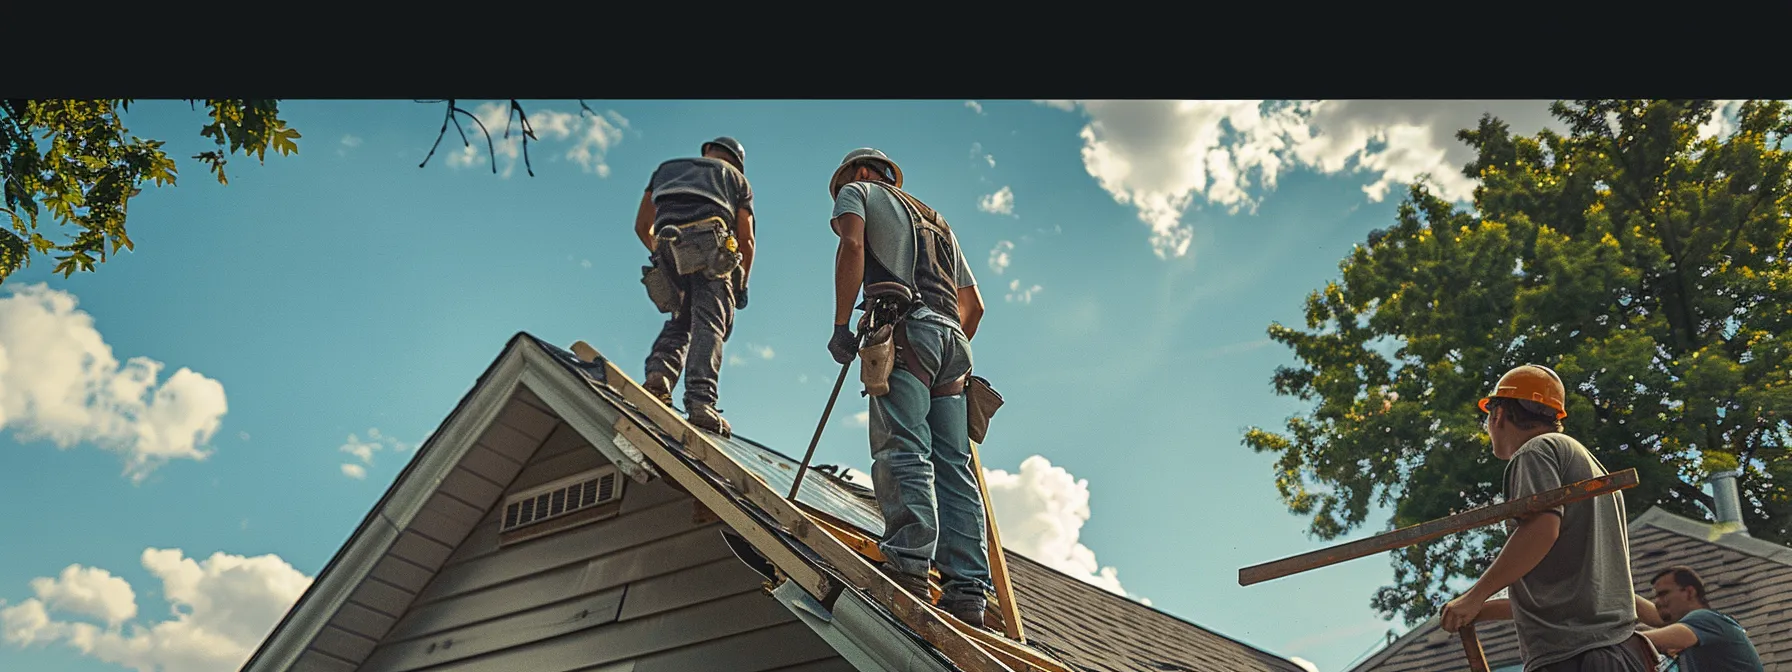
top-left (736, 285), bottom-right (749, 309)
top-left (828, 324), bottom-right (859, 365)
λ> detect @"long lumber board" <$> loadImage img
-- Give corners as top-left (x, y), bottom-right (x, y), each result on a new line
top-left (971, 441), bottom-right (1026, 643)
top-left (1239, 468), bottom-right (1639, 586)
top-left (567, 342), bottom-right (1064, 672)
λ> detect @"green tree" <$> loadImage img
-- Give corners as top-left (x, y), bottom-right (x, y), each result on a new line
top-left (1244, 99), bottom-right (1792, 625)
top-left (1, 99), bottom-right (300, 283)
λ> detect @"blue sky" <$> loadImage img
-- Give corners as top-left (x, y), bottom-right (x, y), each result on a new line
top-left (0, 99), bottom-right (1753, 672)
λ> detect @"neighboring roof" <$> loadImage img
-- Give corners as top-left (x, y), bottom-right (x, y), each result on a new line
top-left (1348, 505), bottom-right (1792, 671)
top-left (243, 332), bottom-right (1307, 672)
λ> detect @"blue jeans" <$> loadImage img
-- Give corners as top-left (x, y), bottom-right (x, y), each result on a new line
top-left (868, 308), bottom-right (992, 606)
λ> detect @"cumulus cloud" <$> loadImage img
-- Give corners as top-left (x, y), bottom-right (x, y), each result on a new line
top-left (984, 455), bottom-right (1148, 604)
top-left (988, 240), bottom-right (1014, 274)
top-left (979, 186), bottom-right (1016, 216)
top-left (447, 102), bottom-right (629, 178)
top-left (1038, 100), bottom-right (1569, 258)
top-left (337, 427), bottom-right (409, 479)
top-left (1, 549), bottom-right (314, 672)
top-left (853, 411), bottom-right (870, 427)
top-left (580, 259), bottom-right (592, 269)
top-left (970, 143), bottom-right (996, 168)
top-left (337, 135), bottom-right (361, 156)
top-left (1005, 279), bottom-right (1041, 304)
top-left (726, 343), bottom-right (776, 368)
top-left (965, 101), bottom-right (985, 115)
top-left (1696, 100), bottom-right (1748, 141)
top-left (0, 283), bottom-right (229, 482)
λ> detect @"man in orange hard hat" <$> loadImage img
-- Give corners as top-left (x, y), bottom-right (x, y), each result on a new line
top-left (1439, 364), bottom-right (1655, 671)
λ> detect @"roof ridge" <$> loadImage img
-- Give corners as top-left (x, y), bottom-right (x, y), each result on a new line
top-left (1630, 505), bottom-right (1792, 567)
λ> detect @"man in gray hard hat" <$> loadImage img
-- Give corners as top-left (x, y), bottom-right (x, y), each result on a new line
top-left (633, 136), bottom-right (754, 436)
top-left (824, 147), bottom-right (993, 631)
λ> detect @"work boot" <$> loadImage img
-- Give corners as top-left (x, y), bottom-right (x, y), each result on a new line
top-left (687, 402), bottom-right (731, 437)
top-left (940, 597), bottom-right (996, 634)
top-left (643, 372), bottom-right (675, 408)
top-left (878, 562), bottom-right (933, 603)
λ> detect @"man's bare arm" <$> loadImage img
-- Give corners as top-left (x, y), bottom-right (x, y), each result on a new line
top-left (1634, 594), bottom-right (1667, 628)
top-left (1641, 624), bottom-right (1699, 655)
top-left (635, 190), bottom-right (657, 251)
top-left (1476, 599), bottom-right (1513, 622)
top-left (734, 207), bottom-right (755, 286)
top-left (1471, 513), bottom-right (1561, 599)
top-left (832, 213), bottom-right (865, 326)
top-left (957, 285), bottom-right (984, 340)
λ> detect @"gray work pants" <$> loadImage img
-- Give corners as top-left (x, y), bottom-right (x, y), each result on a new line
top-left (643, 252), bottom-right (735, 409)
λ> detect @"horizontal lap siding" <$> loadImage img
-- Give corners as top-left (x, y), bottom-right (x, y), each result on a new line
top-left (360, 427), bottom-right (839, 672)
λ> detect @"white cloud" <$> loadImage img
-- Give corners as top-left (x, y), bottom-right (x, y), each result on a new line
top-left (1005, 279), bottom-right (1041, 304)
top-left (340, 135), bottom-right (362, 148)
top-left (580, 259), bottom-right (592, 269)
top-left (1034, 99), bottom-right (1077, 111)
top-left (970, 143), bottom-right (996, 168)
top-left (1038, 100), bottom-right (1565, 258)
top-left (1289, 656), bottom-right (1320, 672)
top-left (0, 283), bottom-right (229, 482)
top-left (965, 101), bottom-right (985, 115)
top-left (798, 374), bottom-right (809, 384)
top-left (754, 345), bottom-right (775, 360)
top-left (728, 344), bottom-right (776, 368)
top-left (1, 548), bottom-right (314, 672)
top-left (446, 102), bottom-right (628, 179)
top-left (1696, 100), bottom-right (1748, 142)
top-left (983, 455), bottom-right (1147, 604)
top-left (336, 427), bottom-right (409, 479)
top-left (237, 431), bottom-right (249, 441)
top-left (340, 463), bottom-right (366, 480)
top-left (853, 411), bottom-right (870, 427)
top-left (979, 186), bottom-right (1016, 216)
top-left (988, 240), bottom-right (1014, 274)
top-left (26, 566), bottom-right (136, 627)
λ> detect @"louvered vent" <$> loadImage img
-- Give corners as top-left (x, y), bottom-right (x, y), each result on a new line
top-left (501, 466), bottom-right (620, 533)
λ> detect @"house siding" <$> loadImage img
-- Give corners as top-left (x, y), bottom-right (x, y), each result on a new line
top-left (356, 421), bottom-right (854, 672)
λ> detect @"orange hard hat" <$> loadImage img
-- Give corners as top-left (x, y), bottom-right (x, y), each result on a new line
top-left (1478, 364), bottom-right (1567, 419)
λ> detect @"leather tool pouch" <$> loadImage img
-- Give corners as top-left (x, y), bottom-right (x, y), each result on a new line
top-left (641, 263), bottom-right (682, 313)
top-left (666, 217), bottom-right (730, 277)
top-left (859, 323), bottom-right (896, 397)
top-left (965, 374), bottom-right (1004, 444)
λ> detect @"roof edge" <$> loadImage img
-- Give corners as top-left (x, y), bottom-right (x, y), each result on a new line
top-left (1630, 506), bottom-right (1792, 566)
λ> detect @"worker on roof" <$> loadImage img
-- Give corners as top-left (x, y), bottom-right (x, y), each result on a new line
top-left (633, 136), bottom-right (754, 437)
top-left (824, 148), bottom-right (993, 631)
top-left (1440, 364), bottom-right (1655, 671)
top-left (1635, 565), bottom-right (1765, 671)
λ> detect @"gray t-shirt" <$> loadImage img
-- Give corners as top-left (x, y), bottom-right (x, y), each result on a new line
top-left (831, 181), bottom-right (975, 290)
top-left (1502, 433), bottom-right (1637, 670)
top-left (1673, 609), bottom-right (1765, 672)
top-left (646, 157), bottom-right (753, 230)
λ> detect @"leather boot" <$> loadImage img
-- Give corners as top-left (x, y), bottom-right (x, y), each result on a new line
top-left (687, 402), bottom-right (731, 437)
top-left (941, 597), bottom-right (996, 633)
top-left (643, 372), bottom-right (675, 408)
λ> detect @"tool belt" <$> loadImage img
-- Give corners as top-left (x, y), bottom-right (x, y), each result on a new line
top-left (658, 216), bottom-right (741, 280)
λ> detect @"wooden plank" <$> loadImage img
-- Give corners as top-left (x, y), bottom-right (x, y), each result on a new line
top-left (311, 624), bottom-right (378, 662)
top-left (611, 418), bottom-right (835, 599)
top-left (1461, 626), bottom-right (1490, 672)
top-left (369, 555), bottom-right (434, 595)
top-left (403, 505), bottom-right (474, 552)
top-left (410, 588), bottom-right (798, 672)
top-left (439, 467), bottom-right (505, 509)
top-left (416, 496), bottom-right (704, 603)
top-left (499, 396), bottom-right (561, 440)
top-left (507, 442), bottom-right (610, 494)
top-left (1239, 468), bottom-right (1641, 586)
top-left (388, 526), bottom-right (731, 642)
top-left (290, 649), bottom-right (357, 672)
top-left (460, 443), bottom-right (526, 485)
top-left (531, 422), bottom-right (590, 462)
top-left (388, 530), bottom-right (455, 570)
top-left (593, 359), bottom-right (1019, 672)
top-left (333, 600), bottom-right (399, 643)
top-left (631, 621), bottom-right (839, 672)
top-left (423, 491), bottom-right (488, 527)
top-left (362, 586), bottom-right (627, 671)
top-left (617, 557), bottom-right (766, 621)
top-left (476, 420), bottom-right (541, 464)
top-left (971, 441), bottom-right (1025, 642)
top-left (348, 578), bottom-right (414, 618)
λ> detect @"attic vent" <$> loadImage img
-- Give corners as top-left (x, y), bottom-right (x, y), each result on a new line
top-left (501, 466), bottom-right (621, 534)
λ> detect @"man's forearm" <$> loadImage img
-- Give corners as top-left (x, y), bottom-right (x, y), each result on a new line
top-left (1477, 598), bottom-right (1513, 622)
top-left (739, 241), bottom-right (754, 286)
top-left (1634, 594), bottom-right (1666, 628)
top-left (834, 242), bottom-right (863, 325)
top-left (1467, 515), bottom-right (1560, 601)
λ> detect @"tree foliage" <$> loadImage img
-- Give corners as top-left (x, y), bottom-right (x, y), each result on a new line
top-left (0, 99), bottom-right (300, 283)
top-left (1244, 100), bottom-right (1792, 624)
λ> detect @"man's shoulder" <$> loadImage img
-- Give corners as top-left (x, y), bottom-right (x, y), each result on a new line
top-left (1516, 432), bottom-right (1588, 460)
top-left (1682, 608), bottom-right (1740, 629)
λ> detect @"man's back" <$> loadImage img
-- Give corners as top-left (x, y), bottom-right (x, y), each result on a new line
top-left (831, 181), bottom-right (975, 320)
top-left (1673, 609), bottom-right (1764, 672)
top-left (1502, 433), bottom-right (1637, 669)
top-left (648, 157), bottom-right (752, 229)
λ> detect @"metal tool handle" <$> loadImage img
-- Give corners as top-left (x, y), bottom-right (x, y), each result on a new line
top-left (790, 359), bottom-right (853, 500)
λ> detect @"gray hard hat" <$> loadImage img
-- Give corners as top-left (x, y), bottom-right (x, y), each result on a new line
top-left (701, 136), bottom-right (745, 171)
top-left (829, 147), bottom-right (903, 198)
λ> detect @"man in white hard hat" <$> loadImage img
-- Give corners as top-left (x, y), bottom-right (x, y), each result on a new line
top-left (633, 136), bottom-right (754, 436)
top-left (824, 147), bottom-right (993, 631)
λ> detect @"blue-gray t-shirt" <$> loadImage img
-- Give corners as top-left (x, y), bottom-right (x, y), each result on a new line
top-left (1669, 609), bottom-right (1763, 672)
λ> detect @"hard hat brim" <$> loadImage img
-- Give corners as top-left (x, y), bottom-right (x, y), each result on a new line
top-left (829, 154), bottom-right (903, 198)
